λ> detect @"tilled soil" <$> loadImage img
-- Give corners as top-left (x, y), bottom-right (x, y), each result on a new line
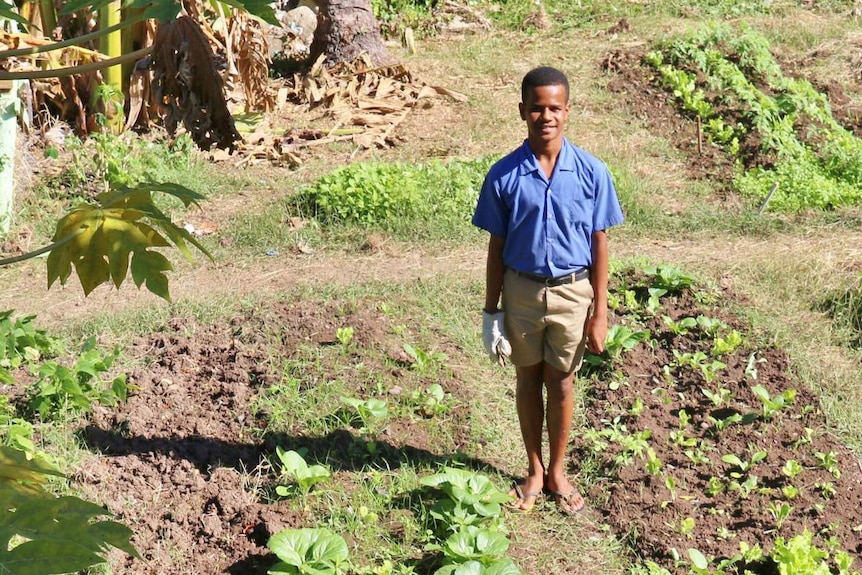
top-left (73, 299), bottom-right (475, 574)
top-left (55, 278), bottom-right (862, 575)
top-left (573, 281), bottom-right (862, 573)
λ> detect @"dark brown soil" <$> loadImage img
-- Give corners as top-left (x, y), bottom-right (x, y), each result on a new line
top-left (42, 274), bottom-right (860, 575)
top-left (72, 299), bottom-right (479, 575)
top-left (573, 274), bottom-right (862, 573)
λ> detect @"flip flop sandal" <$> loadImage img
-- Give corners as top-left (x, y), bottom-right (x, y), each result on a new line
top-left (507, 483), bottom-right (542, 513)
top-left (551, 487), bottom-right (585, 515)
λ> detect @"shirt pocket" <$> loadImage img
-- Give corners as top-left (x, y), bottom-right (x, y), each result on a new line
top-left (567, 199), bottom-right (594, 230)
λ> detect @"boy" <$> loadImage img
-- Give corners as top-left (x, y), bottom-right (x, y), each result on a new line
top-left (473, 66), bottom-right (624, 513)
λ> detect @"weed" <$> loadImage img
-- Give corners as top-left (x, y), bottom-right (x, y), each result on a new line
top-left (25, 338), bottom-right (128, 419)
top-left (402, 343), bottom-right (446, 373)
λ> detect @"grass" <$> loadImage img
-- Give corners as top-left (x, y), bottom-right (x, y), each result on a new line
top-left (3, 1), bottom-right (862, 574)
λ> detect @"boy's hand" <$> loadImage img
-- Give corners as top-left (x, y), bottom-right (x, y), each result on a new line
top-left (482, 311), bottom-right (512, 363)
top-left (585, 313), bottom-right (608, 354)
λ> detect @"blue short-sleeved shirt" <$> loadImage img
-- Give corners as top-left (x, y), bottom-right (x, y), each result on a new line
top-left (472, 138), bottom-right (624, 277)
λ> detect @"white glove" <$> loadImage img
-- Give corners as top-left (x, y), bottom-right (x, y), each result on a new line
top-left (482, 311), bottom-right (512, 363)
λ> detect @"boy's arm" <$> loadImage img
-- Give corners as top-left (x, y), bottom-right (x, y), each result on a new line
top-left (586, 230), bottom-right (609, 353)
top-left (484, 234), bottom-right (506, 313)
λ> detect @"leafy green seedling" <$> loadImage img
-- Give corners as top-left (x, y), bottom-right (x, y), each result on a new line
top-left (696, 315), bottom-right (728, 337)
top-left (770, 529), bottom-right (834, 575)
top-left (815, 481), bottom-right (836, 499)
top-left (678, 517), bottom-right (696, 538)
top-left (413, 383), bottom-right (450, 418)
top-left (437, 526), bottom-right (509, 567)
top-left (750, 385), bottom-right (796, 419)
top-left (814, 451), bottom-right (841, 479)
top-left (646, 264), bottom-right (696, 293)
top-left (645, 448), bottom-right (663, 475)
top-left (728, 475), bottom-right (759, 499)
top-left (275, 448), bottom-right (331, 497)
top-left (421, 468), bottom-right (512, 521)
top-left (708, 412), bottom-right (743, 433)
top-left (336, 326), bottom-right (354, 346)
top-left (711, 329), bottom-right (743, 356)
top-left (768, 501), bottom-right (793, 529)
top-left (670, 430), bottom-right (697, 448)
top-left (267, 527), bottom-right (349, 575)
top-left (340, 396), bottom-right (388, 428)
top-left (781, 485), bottom-right (799, 500)
top-left (702, 386), bottom-right (733, 407)
top-left (688, 547), bottom-right (710, 575)
top-left (683, 448), bottom-right (710, 466)
top-left (403, 343), bottom-right (446, 373)
top-left (782, 460), bottom-right (803, 479)
top-left (629, 397), bottom-right (645, 416)
top-left (584, 325), bottom-right (650, 367)
top-left (663, 315), bottom-right (697, 336)
top-left (433, 558), bottom-right (522, 575)
top-left (664, 475), bottom-right (678, 502)
top-left (705, 476), bottom-right (724, 497)
top-left (722, 449), bottom-right (767, 475)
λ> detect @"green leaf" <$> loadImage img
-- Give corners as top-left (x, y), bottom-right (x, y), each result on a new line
top-left (267, 528), bottom-right (348, 575)
top-left (443, 527), bottom-right (509, 563)
top-left (0, 447), bottom-right (64, 485)
top-left (688, 548), bottom-right (709, 570)
top-left (0, 0), bottom-right (31, 29)
top-left (485, 558), bottom-right (522, 575)
top-left (0, 494), bottom-right (138, 574)
top-left (130, 250), bottom-right (173, 301)
top-left (0, 540), bottom-right (103, 575)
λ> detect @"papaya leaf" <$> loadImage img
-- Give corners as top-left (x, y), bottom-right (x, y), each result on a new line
top-left (0, 446), bottom-right (64, 486)
top-left (0, 448), bottom-right (139, 574)
top-left (0, 496), bottom-right (140, 575)
top-left (45, 183), bottom-right (212, 301)
top-left (216, 0), bottom-right (278, 25)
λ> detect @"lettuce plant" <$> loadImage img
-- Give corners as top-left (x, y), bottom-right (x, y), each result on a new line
top-left (267, 528), bottom-right (349, 575)
top-left (420, 467), bottom-right (512, 522)
top-left (274, 447), bottom-right (331, 497)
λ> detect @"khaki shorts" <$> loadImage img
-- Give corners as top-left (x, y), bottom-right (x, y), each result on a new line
top-left (502, 268), bottom-right (594, 373)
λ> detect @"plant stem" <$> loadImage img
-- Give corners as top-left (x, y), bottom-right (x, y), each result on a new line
top-left (0, 15), bottom-right (148, 59)
top-left (0, 47), bottom-right (152, 80)
top-left (0, 227), bottom-right (85, 266)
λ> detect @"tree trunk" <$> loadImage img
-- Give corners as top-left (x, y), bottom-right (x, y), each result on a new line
top-left (309, 0), bottom-right (393, 67)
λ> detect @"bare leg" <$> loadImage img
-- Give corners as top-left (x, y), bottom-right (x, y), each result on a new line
top-left (544, 364), bottom-right (584, 513)
top-left (510, 362), bottom-right (545, 510)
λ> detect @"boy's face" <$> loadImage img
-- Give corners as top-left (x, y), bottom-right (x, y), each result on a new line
top-left (519, 84), bottom-right (570, 146)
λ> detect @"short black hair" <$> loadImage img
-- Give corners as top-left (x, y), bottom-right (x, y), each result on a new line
top-left (521, 66), bottom-right (570, 102)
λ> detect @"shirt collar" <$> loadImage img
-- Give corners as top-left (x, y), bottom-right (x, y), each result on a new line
top-left (517, 138), bottom-right (575, 177)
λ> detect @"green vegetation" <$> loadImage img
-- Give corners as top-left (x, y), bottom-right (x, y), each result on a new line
top-left (4, 2), bottom-right (862, 575)
top-left (293, 157), bottom-right (494, 241)
top-left (645, 22), bottom-right (862, 211)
